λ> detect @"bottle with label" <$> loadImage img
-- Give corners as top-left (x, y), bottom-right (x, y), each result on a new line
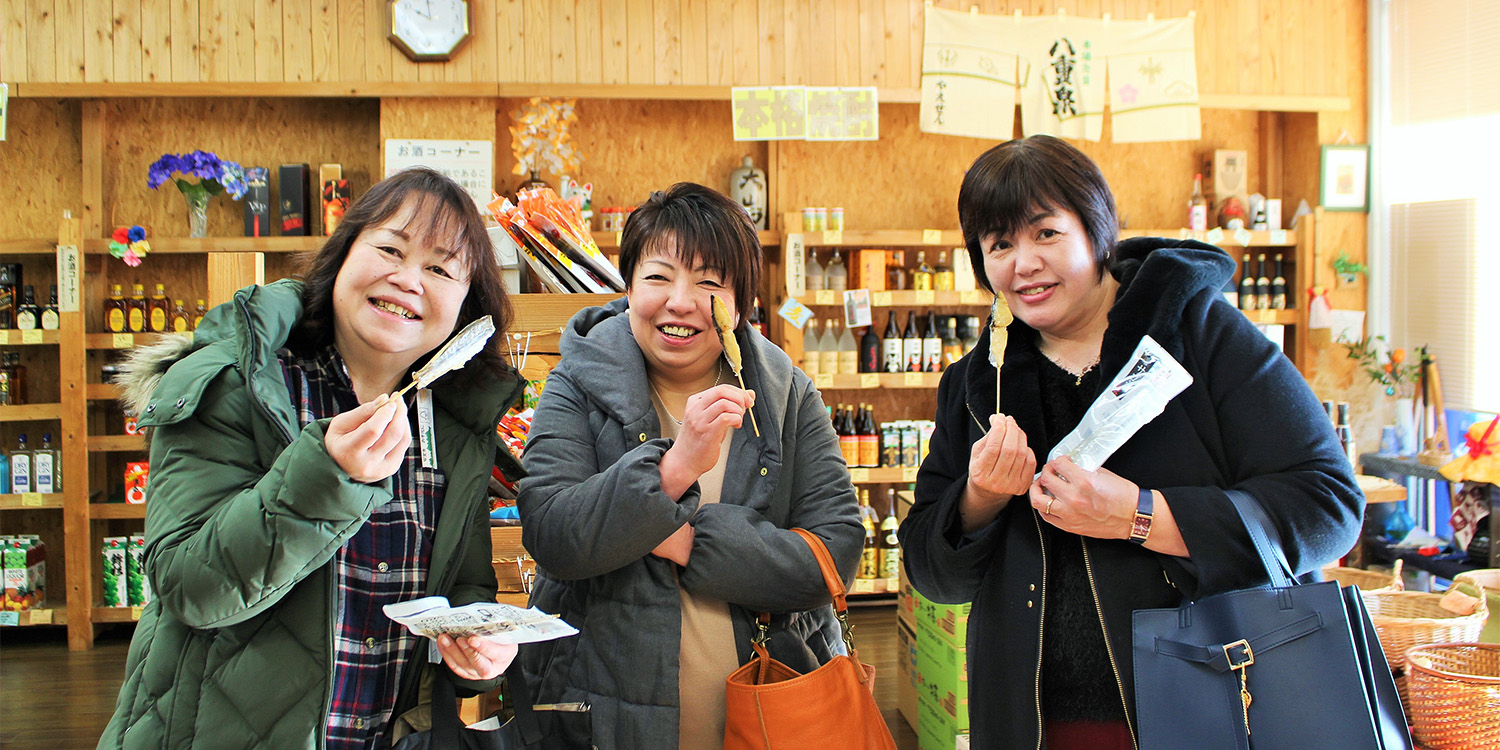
top-left (886, 250), bottom-right (908, 291)
top-left (942, 316), bottom-right (964, 367)
top-left (34, 433), bottom-right (58, 494)
top-left (5, 353), bottom-right (27, 405)
top-left (839, 406), bottom-right (860, 468)
top-left (961, 316), bottom-right (981, 355)
top-left (881, 489), bottom-right (901, 579)
top-left (11, 434), bottom-right (31, 494)
top-left (15, 286), bottom-right (40, 330)
top-left (922, 311), bottom-right (943, 372)
top-left (883, 312), bottom-right (904, 373)
top-left (912, 251), bottom-right (934, 291)
top-left (1336, 402), bottom-right (1357, 467)
top-left (0, 264), bottom-right (19, 329)
top-left (171, 300), bottom-right (191, 332)
top-left (105, 284), bottom-right (127, 333)
top-left (858, 405), bottom-right (880, 468)
top-left (858, 326), bottom-right (881, 373)
top-left (1238, 254), bottom-right (1256, 312)
top-left (902, 312), bottom-right (923, 372)
top-left (193, 299), bottom-right (208, 330)
top-left (128, 284), bottom-right (148, 333)
top-left (1271, 254), bottom-right (1287, 310)
top-left (148, 283), bottom-right (171, 332)
top-left (804, 249), bottom-right (826, 292)
top-left (40, 285), bottom-right (60, 331)
top-left (1255, 254), bottom-right (1271, 310)
top-left (820, 319), bottom-right (841, 377)
top-left (826, 248), bottom-right (848, 292)
top-left (836, 318), bottom-right (858, 375)
top-left (934, 250), bottom-right (956, 292)
top-left (858, 489), bottom-right (880, 580)
top-left (801, 319), bottom-right (822, 377)
top-left (1188, 173), bottom-right (1208, 231)
top-left (749, 296), bottom-right (770, 338)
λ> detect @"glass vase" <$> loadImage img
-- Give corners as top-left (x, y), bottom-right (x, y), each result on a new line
top-left (183, 188), bottom-right (212, 238)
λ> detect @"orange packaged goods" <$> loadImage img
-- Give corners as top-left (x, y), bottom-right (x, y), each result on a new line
top-left (3, 536), bottom-right (46, 611)
top-left (125, 462), bottom-right (149, 504)
top-left (489, 188), bottom-right (625, 294)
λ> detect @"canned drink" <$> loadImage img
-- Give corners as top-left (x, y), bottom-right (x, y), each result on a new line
top-left (802, 207), bottom-right (820, 232)
top-left (829, 207), bottom-right (845, 231)
top-left (813, 207), bottom-right (828, 232)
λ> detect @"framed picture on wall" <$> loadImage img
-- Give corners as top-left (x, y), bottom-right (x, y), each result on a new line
top-left (1320, 145), bottom-right (1371, 212)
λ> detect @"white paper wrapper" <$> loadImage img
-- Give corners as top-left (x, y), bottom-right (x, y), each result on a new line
top-left (383, 595), bottom-right (578, 644)
top-left (1044, 335), bottom-right (1192, 472)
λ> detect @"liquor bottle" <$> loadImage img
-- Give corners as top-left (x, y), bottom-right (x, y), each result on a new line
top-left (1188, 173), bottom-right (1208, 231)
top-left (1255, 254), bottom-right (1271, 310)
top-left (934, 250), bottom-right (956, 292)
top-left (34, 433), bottom-right (58, 494)
top-left (14, 286), bottom-right (39, 330)
top-left (836, 318), bottom-right (858, 375)
top-left (826, 248), bottom-right (848, 292)
top-left (1337, 402), bottom-right (1358, 466)
top-left (1271, 253), bottom-right (1287, 310)
top-left (942, 316), bottom-right (964, 367)
top-left (10, 434), bottom-right (31, 494)
top-left (887, 250), bottom-right (908, 291)
top-left (858, 489), bottom-right (880, 580)
top-left (5, 353), bottom-right (27, 405)
top-left (922, 311), bottom-right (943, 372)
top-left (0, 351), bottom-right (11, 406)
top-left (839, 406), bottom-right (860, 468)
top-left (0, 264), bottom-right (19, 329)
top-left (171, 300), bottom-right (191, 332)
top-left (881, 489), bottom-right (901, 580)
top-left (820, 319), bottom-right (841, 377)
top-left (883, 312), bottom-right (904, 373)
top-left (858, 326), bottom-right (881, 374)
top-left (148, 283), bottom-right (171, 332)
top-left (961, 316), bottom-right (981, 355)
top-left (40, 285), bottom-right (59, 331)
top-left (128, 283), bottom-right (148, 333)
top-left (104, 284), bottom-right (127, 333)
top-left (193, 299), bottom-right (208, 330)
top-left (805, 249), bottom-right (826, 292)
top-left (912, 251), bottom-right (934, 291)
top-left (858, 405), bottom-right (880, 468)
top-left (801, 319), bottom-right (822, 377)
top-left (902, 312), bottom-right (922, 373)
top-left (1238, 254), bottom-right (1257, 312)
top-left (749, 296), bottom-right (770, 338)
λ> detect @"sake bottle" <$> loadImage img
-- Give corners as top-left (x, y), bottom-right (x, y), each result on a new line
top-left (820, 319), bottom-right (841, 376)
top-left (826, 248), bottom-right (848, 292)
top-left (804, 249), bottom-right (826, 293)
top-left (836, 318), bottom-right (858, 375)
top-left (801, 320), bottom-right (822, 377)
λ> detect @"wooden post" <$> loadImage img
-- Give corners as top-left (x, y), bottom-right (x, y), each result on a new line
top-left (206, 252), bottom-right (264, 306)
top-left (57, 217), bottom-right (93, 650)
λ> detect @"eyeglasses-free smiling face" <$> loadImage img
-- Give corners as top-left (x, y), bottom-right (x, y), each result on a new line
top-left (332, 199), bottom-right (473, 376)
top-left (627, 244), bottom-right (737, 385)
top-left (981, 207), bottom-right (1112, 339)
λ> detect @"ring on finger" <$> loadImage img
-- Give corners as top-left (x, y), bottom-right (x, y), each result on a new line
top-left (1045, 497), bottom-right (1056, 515)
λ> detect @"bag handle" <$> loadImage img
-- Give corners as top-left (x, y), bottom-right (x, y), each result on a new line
top-left (751, 530), bottom-right (860, 661)
top-left (1225, 489), bottom-right (1296, 589)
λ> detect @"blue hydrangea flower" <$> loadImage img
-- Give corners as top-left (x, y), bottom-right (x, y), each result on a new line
top-left (147, 151), bottom-right (249, 201)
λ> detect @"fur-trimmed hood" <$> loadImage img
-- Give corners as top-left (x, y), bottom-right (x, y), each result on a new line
top-left (116, 334), bottom-right (199, 422)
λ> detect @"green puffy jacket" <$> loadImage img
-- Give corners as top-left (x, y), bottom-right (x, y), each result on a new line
top-left (99, 280), bottom-right (524, 750)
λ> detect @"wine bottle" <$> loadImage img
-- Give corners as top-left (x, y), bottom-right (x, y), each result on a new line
top-left (1255, 253), bottom-right (1271, 310)
top-left (858, 405), bottom-right (879, 468)
top-left (883, 312), bottom-right (904, 373)
top-left (859, 326), bottom-right (881, 373)
top-left (1271, 253), bottom-right (1287, 310)
top-left (1188, 173), bottom-right (1208, 231)
top-left (40, 285), bottom-right (59, 331)
top-left (942, 316), bottom-right (964, 367)
top-left (858, 489), bottom-right (880, 580)
top-left (1238, 253), bottom-right (1256, 312)
top-left (805, 249), bottom-right (826, 292)
top-left (922, 311), bottom-right (943, 372)
top-left (934, 250), bottom-right (956, 291)
top-left (881, 489), bottom-right (901, 579)
top-left (801, 319), bottom-right (822, 377)
top-left (826, 248), bottom-right (848, 292)
top-left (14, 286), bottom-right (39, 330)
top-left (902, 312), bottom-right (922, 373)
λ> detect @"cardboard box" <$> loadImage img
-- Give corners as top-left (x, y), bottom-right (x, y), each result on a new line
top-left (319, 163), bottom-right (349, 236)
top-left (897, 620), bottom-right (920, 731)
top-left (279, 164), bottom-right (311, 236)
top-left (917, 626), bottom-right (969, 731)
top-left (1205, 149), bottom-right (1249, 224)
top-left (243, 167), bottom-right (271, 237)
top-left (897, 563), bottom-right (918, 633)
top-left (856, 249), bottom-right (887, 292)
top-left (125, 462), bottom-right (149, 504)
top-left (127, 535), bottom-right (151, 606)
top-left (914, 588), bottom-right (971, 649)
top-left (917, 704), bottom-right (965, 750)
top-left (2, 537), bottom-right (44, 611)
top-left (101, 537), bottom-right (128, 607)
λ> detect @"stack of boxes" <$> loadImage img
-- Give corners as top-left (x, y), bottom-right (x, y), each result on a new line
top-left (1, 535), bottom-right (46, 611)
top-left (894, 490), bottom-right (973, 750)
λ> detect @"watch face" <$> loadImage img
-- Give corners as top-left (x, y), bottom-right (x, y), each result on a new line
top-left (391, 0), bottom-right (470, 58)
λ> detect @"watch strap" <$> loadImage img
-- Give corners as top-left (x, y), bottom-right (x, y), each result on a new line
top-left (1130, 488), bottom-right (1154, 544)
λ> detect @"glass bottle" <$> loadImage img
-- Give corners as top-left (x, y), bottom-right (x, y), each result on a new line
top-left (148, 283), bottom-right (171, 333)
top-left (887, 250), bottom-right (908, 291)
top-left (826, 248), bottom-right (848, 292)
top-left (1188, 173), bottom-right (1208, 231)
top-left (1271, 254), bottom-right (1287, 310)
top-left (942, 316), bottom-right (964, 367)
top-left (836, 319), bottom-right (858, 375)
top-left (40, 285), bottom-right (59, 331)
top-left (1238, 254), bottom-right (1257, 312)
top-left (922, 311), bottom-right (943, 372)
top-left (128, 283), bottom-right (148, 333)
top-left (34, 433), bottom-right (58, 494)
top-left (171, 300), bottom-right (191, 332)
top-left (820, 319), bottom-right (841, 377)
top-left (839, 406), bottom-right (859, 468)
top-left (1255, 254), bottom-right (1271, 310)
top-left (14, 285), bottom-right (39, 330)
top-left (801, 320), bottom-right (822, 377)
top-left (193, 299), bottom-right (208, 330)
top-left (858, 405), bottom-right (880, 468)
top-left (859, 325), bottom-right (881, 374)
top-left (881, 489), bottom-right (901, 579)
top-left (104, 284), bottom-right (127, 333)
top-left (934, 250), bottom-right (956, 291)
top-left (883, 311), bottom-right (904, 373)
top-left (804, 249), bottom-right (826, 293)
top-left (912, 251), bottom-right (934, 291)
top-left (10, 433), bottom-right (31, 494)
top-left (858, 489), bottom-right (880, 580)
top-left (902, 312), bottom-right (922, 373)
top-left (961, 316), bottom-right (981, 355)
top-left (0, 351), bottom-right (11, 406)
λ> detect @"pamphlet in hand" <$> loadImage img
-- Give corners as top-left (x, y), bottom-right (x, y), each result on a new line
top-left (1043, 335), bottom-right (1193, 473)
top-left (383, 596), bottom-right (578, 644)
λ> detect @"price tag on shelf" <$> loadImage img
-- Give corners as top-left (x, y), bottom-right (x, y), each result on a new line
top-left (902, 467), bottom-right (918, 483)
top-left (849, 468), bottom-right (869, 483)
top-left (822, 230), bottom-right (842, 245)
top-left (814, 290), bottom-right (837, 306)
top-left (21, 329), bottom-right (42, 344)
top-left (1270, 229), bottom-right (1288, 245)
top-left (1205, 227), bottom-right (1225, 246)
top-left (860, 373), bottom-right (880, 388)
top-left (113, 333), bottom-right (134, 348)
top-left (614, 231), bottom-right (623, 247)
top-left (0, 331), bottom-right (11, 345)
top-left (960, 290), bottom-right (986, 305)
top-left (814, 373), bottom-right (834, 389)
top-left (29, 609), bottom-right (52, 625)
top-left (130, 606), bottom-right (143, 621)
top-left (1233, 228), bottom-right (1253, 247)
top-left (21, 493), bottom-right (45, 507)
top-left (850, 578), bottom-right (877, 594)
top-left (0, 612), bottom-right (18, 627)
top-left (922, 229), bottom-right (943, 244)
top-left (903, 372), bottom-right (924, 386)
top-left (872, 291), bottom-right (893, 307)
top-left (914, 290), bottom-right (935, 306)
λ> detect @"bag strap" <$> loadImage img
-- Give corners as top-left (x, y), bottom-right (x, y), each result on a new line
top-left (427, 658), bottom-right (545, 745)
top-left (750, 529), bottom-right (861, 662)
top-left (1224, 489), bottom-right (1296, 588)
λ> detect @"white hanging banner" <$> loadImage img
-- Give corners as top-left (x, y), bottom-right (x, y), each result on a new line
top-left (1106, 17), bottom-right (1202, 143)
top-left (919, 6), bottom-right (1020, 140)
top-left (1017, 16), bottom-right (1106, 141)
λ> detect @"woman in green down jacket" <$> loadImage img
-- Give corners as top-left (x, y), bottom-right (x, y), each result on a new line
top-left (100, 168), bottom-right (523, 750)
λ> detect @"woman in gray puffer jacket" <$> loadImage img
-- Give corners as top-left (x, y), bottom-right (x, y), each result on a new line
top-left (518, 183), bottom-right (864, 749)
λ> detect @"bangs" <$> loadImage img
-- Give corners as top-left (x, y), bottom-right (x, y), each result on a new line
top-left (382, 192), bottom-right (489, 282)
top-left (962, 154), bottom-right (1068, 247)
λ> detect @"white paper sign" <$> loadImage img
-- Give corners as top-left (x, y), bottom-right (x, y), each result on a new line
top-left (56, 244), bottom-right (81, 312)
top-left (920, 7), bottom-right (1020, 140)
top-left (384, 139), bottom-right (494, 211)
top-left (778, 297), bottom-right (815, 330)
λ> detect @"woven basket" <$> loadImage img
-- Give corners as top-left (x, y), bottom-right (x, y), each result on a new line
top-left (1363, 585), bottom-right (1489, 670)
top-left (1406, 643), bottom-right (1500, 749)
top-left (1325, 560), bottom-right (1404, 593)
top-left (1452, 570), bottom-right (1500, 644)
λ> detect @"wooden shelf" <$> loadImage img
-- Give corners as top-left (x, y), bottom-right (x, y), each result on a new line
top-left (93, 606), bottom-right (144, 623)
top-left (88, 435), bottom-right (147, 453)
top-left (591, 230), bottom-right (780, 248)
top-left (848, 577), bottom-right (901, 596)
top-left (86, 331), bottom-right (192, 350)
top-left (82, 236), bottom-right (322, 254)
top-left (847, 466), bottom-right (920, 484)
top-left (1120, 228), bottom-right (1298, 248)
top-left (812, 372), bottom-right (944, 390)
top-left (0, 238), bottom-right (59, 255)
top-left (0, 329), bottom-right (61, 346)
top-left (797, 289), bottom-right (991, 307)
top-left (87, 383), bottom-right (122, 401)
top-left (1241, 309), bottom-right (1298, 325)
top-left (91, 503), bottom-right (147, 519)
top-left (0, 607), bottom-right (68, 626)
top-left (0, 403), bottom-right (62, 422)
top-left (0, 492), bottom-right (66, 510)
top-left (797, 229), bottom-right (963, 247)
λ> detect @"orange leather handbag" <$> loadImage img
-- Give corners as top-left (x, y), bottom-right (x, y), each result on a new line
top-left (723, 528), bottom-right (898, 750)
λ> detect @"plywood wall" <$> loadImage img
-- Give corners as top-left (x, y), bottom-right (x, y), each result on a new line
top-left (3, 0), bottom-right (1360, 101)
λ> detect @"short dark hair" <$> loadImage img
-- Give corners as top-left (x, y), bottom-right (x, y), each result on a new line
top-left (292, 167), bottom-right (512, 389)
top-left (618, 182), bottom-right (763, 326)
top-left (957, 136), bottom-right (1119, 293)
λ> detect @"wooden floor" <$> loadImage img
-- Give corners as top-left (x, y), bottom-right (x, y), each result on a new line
top-left (0, 605), bottom-right (918, 750)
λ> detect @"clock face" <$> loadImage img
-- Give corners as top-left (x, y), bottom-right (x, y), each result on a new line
top-left (390, 0), bottom-right (471, 61)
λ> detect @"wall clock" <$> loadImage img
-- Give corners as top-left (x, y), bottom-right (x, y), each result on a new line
top-left (389, 0), bottom-right (473, 62)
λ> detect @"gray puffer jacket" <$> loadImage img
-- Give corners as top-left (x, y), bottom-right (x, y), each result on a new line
top-left (517, 297), bottom-right (863, 749)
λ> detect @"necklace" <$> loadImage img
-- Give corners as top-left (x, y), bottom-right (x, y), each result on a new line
top-left (648, 363), bottom-right (727, 426)
top-left (1042, 350), bottom-right (1101, 387)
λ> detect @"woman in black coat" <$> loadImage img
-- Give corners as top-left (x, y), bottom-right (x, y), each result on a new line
top-left (898, 135), bottom-right (1363, 750)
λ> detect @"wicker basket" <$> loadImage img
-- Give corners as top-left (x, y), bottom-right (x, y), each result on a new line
top-left (1452, 570), bottom-right (1500, 644)
top-left (1406, 643), bottom-right (1500, 749)
top-left (1363, 585), bottom-right (1489, 670)
top-left (1325, 559), bottom-right (1405, 593)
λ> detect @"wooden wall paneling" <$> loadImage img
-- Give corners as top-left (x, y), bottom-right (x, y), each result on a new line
top-left (338, 0), bottom-right (367, 83)
top-left (1234, 0), bottom-right (1260, 97)
top-left (600, 0), bottom-right (629, 83)
top-left (256, 0), bottom-right (285, 82)
top-left (550, 0), bottom-right (579, 84)
top-left (883, 0), bottom-right (911, 90)
top-left (25, 0), bottom-right (56, 82)
top-left (625, 0), bottom-right (653, 84)
top-left (907, 0), bottom-right (927, 91)
top-left (497, 0), bottom-right (528, 83)
top-left (730, 0), bottom-right (759, 85)
top-left (1282, 0), bottom-right (1304, 96)
top-left (1258, 0), bottom-right (1280, 97)
top-left (573, 0), bottom-right (603, 84)
top-left (857, 0), bottom-right (884, 87)
top-left (1, 1), bottom-right (25, 82)
top-left (310, 0), bottom-right (338, 81)
top-left (365, 0), bottom-right (391, 83)
top-left (139, 0), bottom-right (170, 82)
top-left (57, 217), bottom-right (93, 650)
top-left (54, 0), bottom-right (86, 83)
top-left (834, 0), bottom-right (859, 86)
top-left (470, 0), bottom-right (499, 82)
top-left (228, 0), bottom-right (256, 81)
top-left (703, 0), bottom-right (732, 85)
top-left (524, 0), bottom-right (553, 83)
top-left (1258, 110), bottom-right (1283, 199)
top-left (82, 0), bottom-right (114, 83)
top-left (281, 0), bottom-right (313, 82)
top-left (207, 252), bottom-right (264, 305)
top-left (81, 101), bottom-right (106, 239)
top-left (681, 0), bottom-right (709, 86)
top-left (759, 0), bottom-right (786, 84)
top-left (781, 0), bottom-right (808, 86)
top-left (168, 0), bottom-right (198, 82)
top-left (197, 0), bottom-right (226, 81)
top-left (0, 99), bottom-right (84, 238)
top-left (652, 1), bottom-right (681, 84)
top-left (1302, 0), bottom-right (1325, 98)
top-left (805, 0), bottom-right (835, 87)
